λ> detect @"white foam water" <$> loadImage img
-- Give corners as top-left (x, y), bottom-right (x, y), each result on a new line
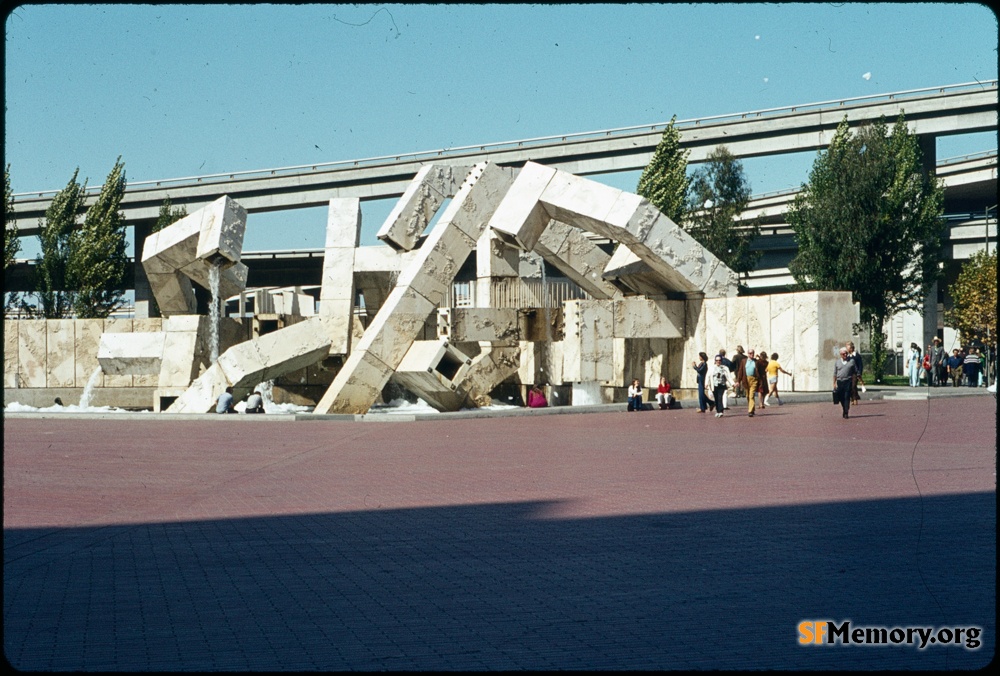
top-left (208, 260), bottom-right (222, 363)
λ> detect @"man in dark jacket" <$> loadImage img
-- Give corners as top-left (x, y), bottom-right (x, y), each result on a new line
top-left (846, 341), bottom-right (863, 405)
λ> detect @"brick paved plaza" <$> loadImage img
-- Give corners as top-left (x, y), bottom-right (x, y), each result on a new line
top-left (4, 394), bottom-right (995, 670)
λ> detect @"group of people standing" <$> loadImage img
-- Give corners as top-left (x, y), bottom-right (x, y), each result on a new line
top-left (692, 346), bottom-right (793, 418)
top-left (907, 339), bottom-right (987, 388)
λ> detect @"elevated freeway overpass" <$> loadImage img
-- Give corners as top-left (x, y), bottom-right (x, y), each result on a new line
top-left (10, 81), bottom-right (997, 235)
top-left (5, 151), bottom-right (995, 296)
top-left (6, 82), bottom-right (996, 311)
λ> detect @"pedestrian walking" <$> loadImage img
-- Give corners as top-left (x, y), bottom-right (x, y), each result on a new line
top-left (736, 348), bottom-right (761, 417)
top-left (693, 352), bottom-right (710, 413)
top-left (764, 352), bottom-right (792, 407)
top-left (708, 354), bottom-right (736, 418)
top-left (906, 343), bottom-right (921, 387)
top-left (833, 346), bottom-right (858, 419)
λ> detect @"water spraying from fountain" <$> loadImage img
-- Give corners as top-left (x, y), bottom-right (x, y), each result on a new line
top-left (257, 379), bottom-right (275, 413)
top-left (208, 260), bottom-right (222, 363)
top-left (78, 366), bottom-right (103, 408)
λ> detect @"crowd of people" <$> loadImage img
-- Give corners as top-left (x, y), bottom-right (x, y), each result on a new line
top-left (907, 339), bottom-right (989, 388)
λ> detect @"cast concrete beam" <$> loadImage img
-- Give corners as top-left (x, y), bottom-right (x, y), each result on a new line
top-left (313, 162), bottom-right (516, 414)
top-left (490, 162), bottom-right (738, 298)
top-left (377, 164), bottom-right (474, 251)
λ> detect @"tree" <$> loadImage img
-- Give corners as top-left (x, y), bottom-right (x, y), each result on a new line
top-left (945, 249), bottom-right (997, 345)
top-left (787, 114), bottom-right (945, 380)
top-left (636, 116), bottom-right (690, 223)
top-left (35, 169), bottom-right (87, 318)
top-left (153, 196), bottom-right (187, 233)
top-left (68, 157), bottom-right (129, 318)
top-left (4, 165), bottom-right (21, 316)
top-left (683, 145), bottom-right (761, 277)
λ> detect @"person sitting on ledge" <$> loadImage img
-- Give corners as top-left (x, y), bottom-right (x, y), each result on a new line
top-left (527, 385), bottom-right (548, 408)
top-left (655, 377), bottom-right (673, 410)
top-left (216, 386), bottom-right (235, 414)
top-left (627, 378), bottom-right (644, 411)
top-left (245, 390), bottom-right (264, 414)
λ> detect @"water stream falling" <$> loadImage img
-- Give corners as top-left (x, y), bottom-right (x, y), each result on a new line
top-left (257, 379), bottom-right (275, 413)
top-left (208, 260), bottom-right (222, 363)
top-left (78, 366), bottom-right (103, 408)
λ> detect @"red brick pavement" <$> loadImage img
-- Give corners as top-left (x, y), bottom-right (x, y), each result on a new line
top-left (4, 395), bottom-right (995, 670)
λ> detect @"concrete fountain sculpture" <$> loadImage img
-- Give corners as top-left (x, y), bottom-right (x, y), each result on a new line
top-left (77, 161), bottom-right (857, 414)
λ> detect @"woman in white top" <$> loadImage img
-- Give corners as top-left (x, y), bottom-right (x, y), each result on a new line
top-left (906, 342), bottom-right (921, 387)
top-left (627, 379), bottom-right (643, 412)
top-left (707, 355), bottom-right (737, 418)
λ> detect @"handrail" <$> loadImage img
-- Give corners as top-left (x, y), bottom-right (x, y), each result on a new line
top-left (15, 81), bottom-right (996, 199)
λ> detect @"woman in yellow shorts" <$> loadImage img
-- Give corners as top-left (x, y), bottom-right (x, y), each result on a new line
top-left (764, 352), bottom-right (793, 407)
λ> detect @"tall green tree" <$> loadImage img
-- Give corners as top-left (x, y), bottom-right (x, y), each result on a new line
top-left (683, 145), bottom-right (761, 277)
top-left (68, 157), bottom-right (129, 318)
top-left (787, 114), bottom-right (945, 379)
top-left (636, 116), bottom-right (690, 223)
top-left (945, 249), bottom-right (997, 346)
top-left (4, 165), bottom-right (21, 316)
top-left (35, 169), bottom-right (87, 318)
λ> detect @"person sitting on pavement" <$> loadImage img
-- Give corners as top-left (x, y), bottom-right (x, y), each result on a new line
top-left (527, 385), bottom-right (548, 408)
top-left (245, 390), bottom-right (264, 414)
top-left (215, 387), bottom-right (235, 414)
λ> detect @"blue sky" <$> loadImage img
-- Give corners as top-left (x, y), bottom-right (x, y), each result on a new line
top-left (5, 3), bottom-right (998, 256)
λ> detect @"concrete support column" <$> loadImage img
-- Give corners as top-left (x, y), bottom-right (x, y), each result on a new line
top-left (919, 135), bottom-right (939, 344)
top-left (133, 222), bottom-right (157, 318)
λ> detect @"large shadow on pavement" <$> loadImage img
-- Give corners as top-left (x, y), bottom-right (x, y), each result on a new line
top-left (4, 492), bottom-right (995, 671)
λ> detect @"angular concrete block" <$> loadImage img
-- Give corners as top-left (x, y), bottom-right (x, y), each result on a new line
top-left (535, 220), bottom-right (620, 300)
top-left (746, 296), bottom-right (772, 355)
top-left (142, 217), bottom-right (201, 271)
top-left (45, 320), bottom-right (76, 388)
top-left (377, 164), bottom-right (472, 251)
top-left (437, 163), bottom-right (518, 244)
top-left (726, 296), bottom-right (750, 349)
top-left (98, 331), bottom-right (166, 376)
top-left (613, 298), bottom-right (683, 339)
top-left (325, 198), bottom-right (362, 249)
top-left (540, 170), bottom-right (626, 237)
top-left (158, 316), bottom-right (211, 388)
top-left (74, 319), bottom-right (104, 388)
top-left (703, 298), bottom-right (729, 362)
top-left (146, 271), bottom-right (197, 316)
top-left (517, 340), bottom-right (564, 387)
top-left (195, 196), bottom-right (248, 265)
top-left (475, 229), bottom-right (521, 307)
top-left (488, 162), bottom-right (556, 251)
top-left (353, 286), bottom-right (439, 368)
top-left (395, 223), bottom-right (476, 305)
top-left (16, 321), bottom-right (46, 388)
top-left (562, 300), bottom-right (614, 383)
top-left (216, 315), bottom-right (336, 388)
top-left (460, 342), bottom-right (521, 405)
top-left (3, 320), bottom-right (18, 389)
top-left (392, 339), bottom-right (475, 411)
top-left (143, 196), bottom-right (248, 314)
top-left (438, 308), bottom-right (521, 343)
top-left (793, 292), bottom-right (821, 393)
top-left (315, 349), bottom-right (397, 415)
top-left (165, 362), bottom-right (230, 414)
